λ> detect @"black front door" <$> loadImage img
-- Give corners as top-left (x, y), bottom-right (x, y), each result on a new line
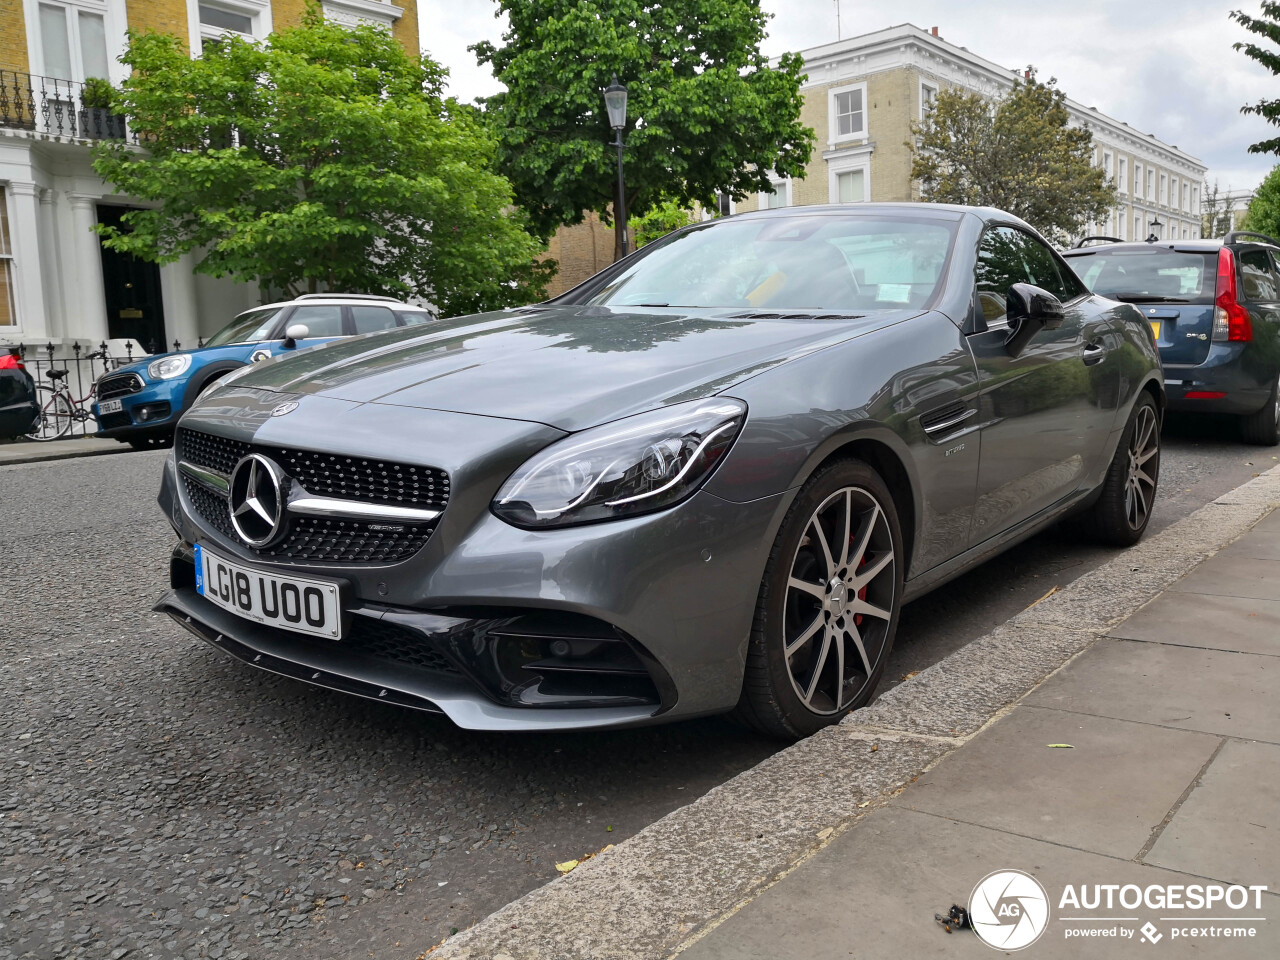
top-left (98, 205), bottom-right (166, 352)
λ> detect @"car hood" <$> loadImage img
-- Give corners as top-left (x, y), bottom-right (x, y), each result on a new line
top-left (226, 305), bottom-right (919, 431)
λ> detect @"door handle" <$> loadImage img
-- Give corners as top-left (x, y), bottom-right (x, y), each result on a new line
top-left (1082, 341), bottom-right (1107, 366)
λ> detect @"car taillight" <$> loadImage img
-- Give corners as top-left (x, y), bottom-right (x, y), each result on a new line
top-left (1212, 247), bottom-right (1252, 342)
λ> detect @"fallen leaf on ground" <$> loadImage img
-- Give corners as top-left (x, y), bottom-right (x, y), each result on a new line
top-left (555, 860), bottom-right (579, 873)
top-left (1046, 743), bottom-right (1074, 749)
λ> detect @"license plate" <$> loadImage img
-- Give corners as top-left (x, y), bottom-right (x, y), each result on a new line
top-left (1149, 321), bottom-right (1161, 342)
top-left (194, 543), bottom-right (342, 639)
top-left (99, 398), bottom-right (123, 414)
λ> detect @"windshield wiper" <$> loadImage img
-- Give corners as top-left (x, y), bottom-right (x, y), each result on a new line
top-left (1110, 294), bottom-right (1191, 304)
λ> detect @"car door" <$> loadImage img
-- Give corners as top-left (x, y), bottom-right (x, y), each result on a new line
top-left (966, 225), bottom-right (1115, 544)
top-left (266, 305), bottom-right (347, 358)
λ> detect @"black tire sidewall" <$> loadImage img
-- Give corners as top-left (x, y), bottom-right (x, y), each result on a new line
top-left (753, 459), bottom-right (904, 738)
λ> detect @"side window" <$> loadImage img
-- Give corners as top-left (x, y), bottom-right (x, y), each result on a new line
top-left (975, 227), bottom-right (1030, 324)
top-left (1239, 250), bottom-right (1280, 303)
top-left (350, 306), bottom-right (398, 334)
top-left (288, 305), bottom-right (344, 337)
top-left (1019, 234), bottom-right (1072, 301)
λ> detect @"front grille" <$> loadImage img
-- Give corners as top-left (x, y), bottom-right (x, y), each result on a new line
top-left (179, 429), bottom-right (249, 476)
top-left (342, 618), bottom-right (458, 674)
top-left (177, 427), bottom-right (448, 565)
top-left (97, 373), bottom-right (144, 402)
top-left (99, 411), bottom-right (133, 431)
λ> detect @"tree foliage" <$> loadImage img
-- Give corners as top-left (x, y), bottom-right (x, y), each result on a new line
top-left (633, 198), bottom-right (699, 247)
top-left (471, 0), bottom-right (814, 246)
top-left (93, 14), bottom-right (551, 317)
top-left (1201, 179), bottom-right (1238, 238)
top-left (1241, 165), bottom-right (1280, 238)
top-left (1231, 3), bottom-right (1280, 155)
top-left (910, 77), bottom-right (1117, 244)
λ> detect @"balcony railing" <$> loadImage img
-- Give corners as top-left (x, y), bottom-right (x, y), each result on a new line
top-left (0, 71), bottom-right (133, 142)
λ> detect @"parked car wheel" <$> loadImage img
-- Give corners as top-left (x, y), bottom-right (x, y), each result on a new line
top-left (734, 459), bottom-right (903, 739)
top-left (26, 385), bottom-right (73, 441)
top-left (1078, 393), bottom-right (1160, 546)
top-left (1240, 374), bottom-right (1280, 446)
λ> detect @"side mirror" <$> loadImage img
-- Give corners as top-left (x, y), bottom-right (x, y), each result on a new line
top-left (281, 323), bottom-right (309, 349)
top-left (1004, 283), bottom-right (1065, 358)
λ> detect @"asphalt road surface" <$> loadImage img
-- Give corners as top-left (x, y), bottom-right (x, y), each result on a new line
top-left (0, 417), bottom-right (1267, 960)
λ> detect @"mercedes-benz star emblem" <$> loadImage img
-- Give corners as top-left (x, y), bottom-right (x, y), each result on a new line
top-left (270, 401), bottom-right (299, 417)
top-left (228, 454), bottom-right (287, 547)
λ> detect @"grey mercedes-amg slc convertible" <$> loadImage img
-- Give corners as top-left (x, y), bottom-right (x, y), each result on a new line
top-left (154, 204), bottom-right (1163, 739)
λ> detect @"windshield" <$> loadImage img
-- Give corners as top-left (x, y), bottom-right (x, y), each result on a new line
top-left (585, 216), bottom-right (956, 311)
top-left (203, 307), bottom-right (285, 347)
top-left (1068, 249), bottom-right (1217, 304)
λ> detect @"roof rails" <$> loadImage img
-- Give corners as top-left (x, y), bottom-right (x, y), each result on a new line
top-left (293, 293), bottom-right (403, 303)
top-left (1224, 230), bottom-right (1280, 247)
top-left (1073, 236), bottom-right (1125, 248)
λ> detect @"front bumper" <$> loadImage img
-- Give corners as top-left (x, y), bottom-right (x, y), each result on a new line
top-left (157, 412), bottom-right (788, 729)
top-left (94, 377), bottom-right (183, 438)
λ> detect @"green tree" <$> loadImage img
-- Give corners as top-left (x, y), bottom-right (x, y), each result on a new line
top-left (93, 13), bottom-right (551, 317)
top-left (471, 0), bottom-right (814, 257)
top-left (910, 77), bottom-right (1117, 244)
top-left (1231, 3), bottom-right (1280, 155)
top-left (632, 197), bottom-right (699, 248)
top-left (1241, 165), bottom-right (1280, 237)
top-left (1202, 179), bottom-right (1238, 238)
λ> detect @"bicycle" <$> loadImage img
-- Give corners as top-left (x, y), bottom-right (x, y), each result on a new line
top-left (26, 350), bottom-right (118, 441)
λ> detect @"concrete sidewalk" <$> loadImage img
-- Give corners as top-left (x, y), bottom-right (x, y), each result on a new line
top-left (0, 436), bottom-right (131, 465)
top-left (679, 515), bottom-right (1280, 958)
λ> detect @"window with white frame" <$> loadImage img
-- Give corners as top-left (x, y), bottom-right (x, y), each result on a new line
top-left (1134, 163), bottom-right (1143, 198)
top-left (1147, 169), bottom-right (1154, 199)
top-left (1160, 173), bottom-right (1168, 206)
top-left (919, 80), bottom-right (938, 120)
top-left (0, 188), bottom-right (15, 327)
top-left (1182, 182), bottom-right (1189, 212)
top-left (1135, 213), bottom-right (1143, 241)
top-left (761, 178), bottom-right (790, 209)
top-left (1170, 176), bottom-right (1179, 210)
top-left (828, 82), bottom-right (867, 142)
top-left (194, 0), bottom-right (270, 46)
top-left (1103, 151), bottom-right (1113, 178)
top-left (37, 0), bottom-right (110, 82)
top-left (834, 168), bottom-right (867, 203)
top-left (1118, 157), bottom-right (1127, 193)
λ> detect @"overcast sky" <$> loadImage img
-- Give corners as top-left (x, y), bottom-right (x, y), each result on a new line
top-left (420, 0), bottom-right (1280, 193)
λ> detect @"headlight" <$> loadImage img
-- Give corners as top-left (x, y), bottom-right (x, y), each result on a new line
top-left (492, 398), bottom-right (747, 528)
top-left (147, 354), bottom-right (192, 380)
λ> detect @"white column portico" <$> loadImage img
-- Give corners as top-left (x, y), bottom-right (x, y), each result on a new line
top-left (37, 189), bottom-right (66, 340)
top-left (8, 182), bottom-right (49, 341)
top-left (67, 194), bottom-right (110, 345)
top-left (160, 252), bottom-right (200, 349)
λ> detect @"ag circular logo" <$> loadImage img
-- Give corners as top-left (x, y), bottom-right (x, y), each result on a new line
top-left (969, 869), bottom-right (1050, 951)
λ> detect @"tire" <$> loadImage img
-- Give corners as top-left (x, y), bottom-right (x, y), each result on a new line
top-left (1078, 392), bottom-right (1160, 547)
top-left (1240, 374), bottom-right (1280, 446)
top-left (733, 459), bottom-right (904, 740)
top-left (26, 385), bottom-right (73, 441)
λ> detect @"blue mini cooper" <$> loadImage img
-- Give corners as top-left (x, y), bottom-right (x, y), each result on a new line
top-left (94, 294), bottom-right (435, 448)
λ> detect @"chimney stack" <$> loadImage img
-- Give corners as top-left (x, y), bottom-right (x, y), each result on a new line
top-left (930, 26), bottom-right (939, 36)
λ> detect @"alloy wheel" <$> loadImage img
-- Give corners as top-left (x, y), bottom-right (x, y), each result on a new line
top-left (1124, 404), bottom-right (1159, 530)
top-left (783, 486), bottom-right (896, 715)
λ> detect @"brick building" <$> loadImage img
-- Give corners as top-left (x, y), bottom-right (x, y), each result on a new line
top-left (743, 23), bottom-right (1207, 244)
top-left (0, 0), bottom-right (417, 353)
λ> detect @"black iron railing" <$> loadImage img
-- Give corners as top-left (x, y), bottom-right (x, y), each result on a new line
top-left (0, 71), bottom-right (132, 141)
top-left (3, 339), bottom-right (202, 441)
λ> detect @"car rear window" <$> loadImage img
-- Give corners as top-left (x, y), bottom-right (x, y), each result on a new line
top-left (584, 215), bottom-right (956, 312)
top-left (1067, 249), bottom-right (1217, 304)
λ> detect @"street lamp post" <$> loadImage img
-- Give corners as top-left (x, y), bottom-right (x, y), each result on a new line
top-left (1147, 216), bottom-right (1163, 243)
top-left (603, 75), bottom-right (629, 259)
